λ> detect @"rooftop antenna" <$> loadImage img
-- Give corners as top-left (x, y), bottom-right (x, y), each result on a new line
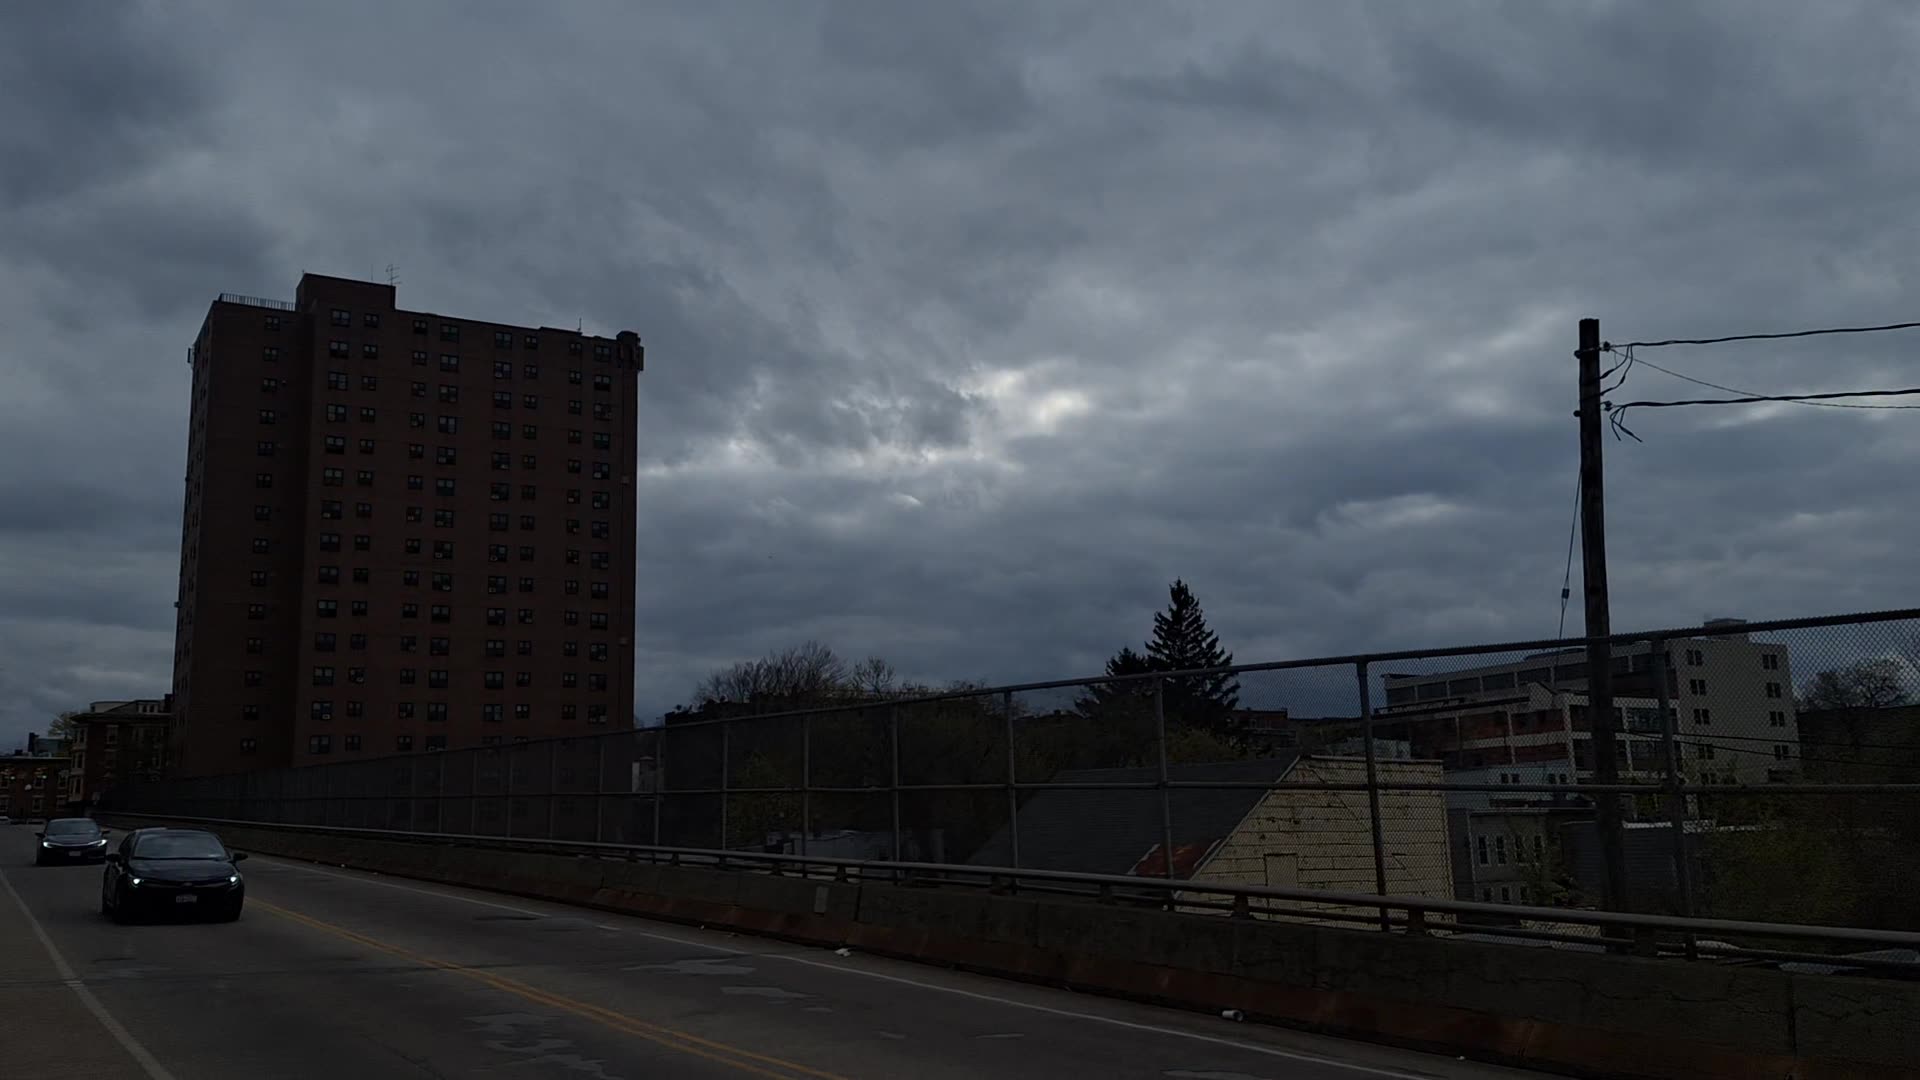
top-left (386, 263), bottom-right (401, 287)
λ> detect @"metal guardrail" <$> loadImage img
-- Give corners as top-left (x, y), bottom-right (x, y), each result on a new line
top-left (217, 292), bottom-right (296, 312)
top-left (105, 812), bottom-right (1920, 975)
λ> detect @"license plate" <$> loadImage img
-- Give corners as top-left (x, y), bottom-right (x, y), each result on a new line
top-left (67, 850), bottom-right (84, 858)
top-left (173, 894), bottom-right (198, 904)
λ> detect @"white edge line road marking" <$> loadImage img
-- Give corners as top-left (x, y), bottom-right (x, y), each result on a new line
top-left (0, 865), bottom-right (179, 1080)
top-left (255, 856), bottom-right (1447, 1080)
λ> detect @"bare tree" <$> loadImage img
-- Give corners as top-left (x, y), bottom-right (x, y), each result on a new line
top-left (694, 641), bottom-right (851, 711)
top-left (1798, 659), bottom-right (1912, 712)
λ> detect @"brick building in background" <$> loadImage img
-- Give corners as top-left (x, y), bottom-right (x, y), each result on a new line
top-left (0, 755), bottom-right (70, 821)
top-left (171, 274), bottom-right (641, 777)
top-left (64, 698), bottom-right (172, 808)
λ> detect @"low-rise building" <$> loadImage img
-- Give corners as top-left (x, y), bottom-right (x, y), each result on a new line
top-left (0, 756), bottom-right (72, 821)
top-left (966, 755), bottom-right (1455, 921)
top-left (64, 699), bottom-right (171, 808)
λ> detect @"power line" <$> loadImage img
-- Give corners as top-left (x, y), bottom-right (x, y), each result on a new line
top-left (1619, 353), bottom-right (1920, 411)
top-left (1610, 320), bottom-right (1920, 350)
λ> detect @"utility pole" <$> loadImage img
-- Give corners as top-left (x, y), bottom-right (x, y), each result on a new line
top-left (1578, 317), bottom-right (1628, 912)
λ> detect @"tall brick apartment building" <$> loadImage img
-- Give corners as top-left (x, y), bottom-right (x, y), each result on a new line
top-left (170, 274), bottom-right (640, 777)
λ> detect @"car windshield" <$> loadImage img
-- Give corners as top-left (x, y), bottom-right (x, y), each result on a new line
top-left (133, 833), bottom-right (227, 859)
top-left (46, 820), bottom-right (100, 837)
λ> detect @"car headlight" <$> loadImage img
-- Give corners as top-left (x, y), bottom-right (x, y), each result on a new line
top-left (40, 841), bottom-right (51, 848)
top-left (228, 875), bottom-right (240, 884)
top-left (128, 877), bottom-right (143, 887)
top-left (91, 839), bottom-right (107, 847)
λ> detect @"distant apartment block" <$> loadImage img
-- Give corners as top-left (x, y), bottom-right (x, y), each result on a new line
top-left (64, 698), bottom-right (171, 807)
top-left (170, 274), bottom-right (642, 777)
top-left (1381, 619), bottom-right (1799, 785)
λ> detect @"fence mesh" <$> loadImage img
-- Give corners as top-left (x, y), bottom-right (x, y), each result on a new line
top-left (97, 609), bottom-right (1920, 939)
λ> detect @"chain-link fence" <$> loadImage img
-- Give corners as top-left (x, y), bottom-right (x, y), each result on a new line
top-left (103, 609), bottom-right (1920, 937)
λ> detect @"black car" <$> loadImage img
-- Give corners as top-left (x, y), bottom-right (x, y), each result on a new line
top-left (101, 827), bottom-right (247, 923)
top-left (35, 818), bottom-right (110, 865)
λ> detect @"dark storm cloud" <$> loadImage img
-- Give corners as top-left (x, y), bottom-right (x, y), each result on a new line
top-left (5, 1), bottom-right (1920, 747)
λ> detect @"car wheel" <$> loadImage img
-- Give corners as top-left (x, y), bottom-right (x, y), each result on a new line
top-left (100, 885), bottom-right (112, 917)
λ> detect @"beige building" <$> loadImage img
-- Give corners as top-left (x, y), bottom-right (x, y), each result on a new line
top-left (966, 755), bottom-right (1454, 922)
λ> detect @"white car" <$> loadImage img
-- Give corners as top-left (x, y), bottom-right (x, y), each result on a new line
top-left (0, 815), bottom-right (11, 826)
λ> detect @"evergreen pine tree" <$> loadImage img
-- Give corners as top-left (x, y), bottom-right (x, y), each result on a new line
top-left (1144, 580), bottom-right (1240, 736)
top-left (1072, 646), bottom-right (1158, 718)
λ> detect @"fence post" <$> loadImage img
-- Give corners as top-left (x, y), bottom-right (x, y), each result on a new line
top-left (469, 750), bottom-right (479, 835)
top-left (594, 735), bottom-right (606, 844)
top-left (547, 741), bottom-right (559, 841)
top-left (653, 727), bottom-right (665, 847)
top-left (1357, 660), bottom-right (1390, 929)
top-left (1003, 690), bottom-right (1020, 869)
top-left (1652, 639), bottom-right (1697, 928)
top-left (1154, 678), bottom-right (1175, 880)
top-left (719, 722), bottom-right (730, 850)
top-left (889, 705), bottom-right (903, 863)
top-left (800, 713), bottom-right (811, 858)
top-left (407, 755), bottom-right (418, 833)
top-left (503, 746), bottom-right (515, 838)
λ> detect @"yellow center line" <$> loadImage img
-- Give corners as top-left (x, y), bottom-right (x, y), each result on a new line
top-left (252, 898), bottom-right (853, 1080)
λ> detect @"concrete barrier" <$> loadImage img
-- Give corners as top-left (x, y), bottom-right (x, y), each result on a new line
top-left (102, 817), bottom-right (1918, 1080)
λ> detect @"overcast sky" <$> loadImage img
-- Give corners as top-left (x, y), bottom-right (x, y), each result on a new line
top-left (4, 1), bottom-right (1920, 749)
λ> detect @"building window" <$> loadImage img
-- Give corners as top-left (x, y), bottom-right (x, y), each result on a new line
top-left (514, 670), bottom-right (532, 688)
top-left (440, 323), bottom-right (460, 342)
top-left (521, 424), bottom-right (538, 440)
top-left (1762, 653), bottom-right (1780, 671)
top-left (592, 432), bottom-right (611, 451)
top-left (405, 506), bottom-right (423, 523)
top-left (426, 734), bottom-right (447, 749)
top-left (565, 579), bottom-right (580, 596)
top-left (563, 641), bottom-right (579, 658)
top-left (591, 462), bottom-right (610, 480)
top-left (1768, 710), bottom-right (1787, 727)
top-left (260, 376), bottom-right (280, 393)
top-left (489, 544), bottom-right (509, 562)
top-left (412, 381), bottom-right (428, 399)
top-left (409, 412), bottom-right (426, 428)
top-left (400, 667), bottom-right (419, 686)
top-left (522, 394), bottom-right (539, 410)
top-left (400, 635), bottom-right (418, 653)
top-left (492, 421), bottom-right (512, 440)
top-left (433, 572), bottom-right (454, 592)
top-left (402, 569), bottom-right (420, 587)
top-left (362, 345), bottom-right (379, 360)
top-left (593, 373), bottom-right (612, 392)
top-left (437, 415), bottom-right (459, 434)
top-left (354, 502), bottom-right (372, 519)
top-left (439, 384), bottom-right (459, 403)
top-left (404, 538), bottom-right (422, 554)
top-left (319, 532), bottom-right (341, 552)
top-left (326, 403), bottom-right (350, 423)
top-left (347, 667), bottom-right (365, 685)
top-left (1692, 707), bottom-right (1711, 725)
top-left (438, 446), bottom-right (459, 466)
top-left (587, 705), bottom-right (608, 725)
top-left (395, 735), bottom-right (414, 751)
top-left (1696, 743), bottom-right (1717, 761)
top-left (589, 642), bottom-right (608, 662)
top-left (592, 403), bottom-right (612, 421)
top-left (259, 409), bottom-right (277, 425)
top-left (430, 637), bottom-right (450, 656)
top-left (328, 371), bottom-right (350, 391)
top-left (356, 469), bottom-right (374, 486)
top-left (484, 672), bottom-right (504, 690)
top-left (1773, 744), bottom-right (1791, 760)
top-left (413, 319), bottom-right (429, 336)
top-left (1765, 682), bottom-right (1783, 699)
top-left (516, 639), bottom-right (534, 657)
top-left (489, 513), bottom-right (509, 531)
top-left (328, 341), bottom-right (349, 359)
top-left (493, 360), bottom-right (514, 379)
top-left (587, 674), bottom-right (607, 692)
top-left (523, 361), bottom-right (539, 377)
top-left (430, 604), bottom-right (451, 623)
top-left (518, 545), bottom-right (535, 562)
top-left (487, 607), bottom-right (507, 626)
top-left (312, 666), bottom-right (335, 686)
top-left (518, 608), bottom-right (534, 624)
top-left (519, 577), bottom-right (536, 593)
top-left (1494, 836), bottom-right (1507, 865)
top-left (521, 515), bottom-right (536, 531)
top-left (243, 670), bottom-right (263, 687)
top-left (257, 440), bottom-right (276, 456)
top-left (564, 610), bottom-right (580, 627)
top-left (350, 632), bottom-right (367, 649)
top-left (590, 521), bottom-right (609, 539)
top-left (314, 632), bottom-right (336, 651)
top-left (311, 700), bottom-right (333, 721)
top-left (439, 353), bottom-right (460, 372)
top-left (492, 451), bottom-right (511, 471)
top-left (358, 438), bottom-right (376, 454)
top-left (490, 482), bottom-right (509, 502)
top-left (252, 537), bottom-right (272, 555)
top-left (245, 637), bottom-right (264, 654)
top-left (483, 704), bottom-right (504, 723)
top-left (562, 672), bottom-right (578, 689)
top-left (254, 472), bottom-right (274, 490)
top-left (568, 399), bottom-right (583, 416)
top-left (520, 484), bottom-right (537, 501)
top-left (240, 738), bottom-right (258, 754)
top-left (435, 510), bottom-right (455, 528)
top-left (486, 639), bottom-right (506, 658)
top-left (350, 599), bottom-right (368, 616)
top-left (309, 735), bottom-right (332, 755)
top-left (354, 534), bottom-right (372, 552)
top-left (316, 599), bottom-right (338, 618)
top-left (561, 703), bottom-right (577, 720)
top-left (331, 308), bottom-right (351, 326)
top-left (322, 467), bottom-right (344, 486)
top-left (430, 670), bottom-right (449, 689)
top-left (401, 602), bottom-right (419, 619)
top-left (1688, 678), bottom-right (1707, 695)
top-left (488, 575), bottom-right (507, 594)
top-left (514, 704), bottom-right (531, 721)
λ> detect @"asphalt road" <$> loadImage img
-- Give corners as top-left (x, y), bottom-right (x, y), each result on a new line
top-left (0, 824), bottom-right (1554, 1080)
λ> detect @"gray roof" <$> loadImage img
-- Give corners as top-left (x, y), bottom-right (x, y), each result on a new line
top-left (966, 756), bottom-right (1298, 876)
